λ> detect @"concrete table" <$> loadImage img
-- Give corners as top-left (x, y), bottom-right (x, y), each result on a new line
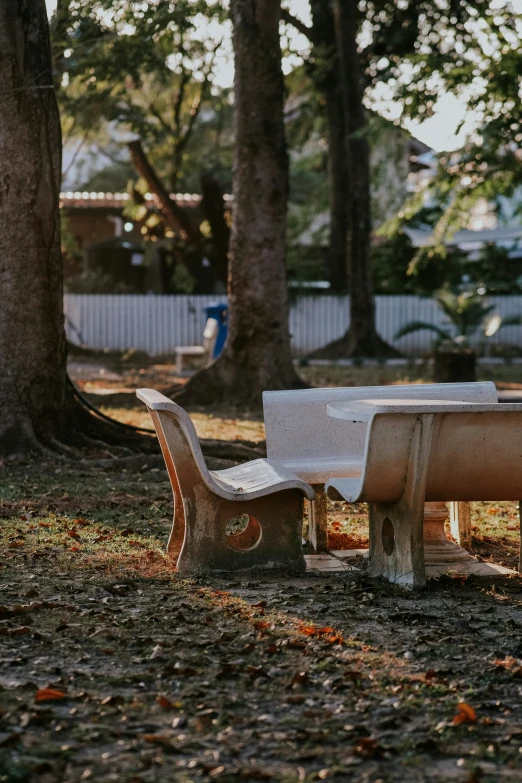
top-left (327, 398), bottom-right (522, 585)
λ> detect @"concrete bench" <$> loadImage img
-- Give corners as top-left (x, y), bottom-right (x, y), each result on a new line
top-left (263, 382), bottom-right (498, 552)
top-left (137, 389), bottom-right (314, 574)
top-left (325, 398), bottom-right (522, 587)
top-left (175, 318), bottom-right (218, 374)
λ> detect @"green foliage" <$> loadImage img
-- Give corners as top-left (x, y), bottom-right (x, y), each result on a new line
top-left (80, 162), bottom-right (136, 192)
top-left (467, 243), bottom-right (522, 294)
top-left (55, 1), bottom-right (232, 192)
top-left (64, 268), bottom-right (139, 294)
top-left (363, 1), bottom-right (522, 263)
top-left (395, 285), bottom-right (522, 351)
top-left (372, 232), bottom-right (463, 295)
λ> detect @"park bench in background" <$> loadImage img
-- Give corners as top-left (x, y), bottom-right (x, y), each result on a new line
top-left (263, 381), bottom-right (497, 553)
top-left (175, 318), bottom-right (218, 374)
top-left (137, 389), bottom-right (314, 574)
top-left (326, 398), bottom-right (522, 588)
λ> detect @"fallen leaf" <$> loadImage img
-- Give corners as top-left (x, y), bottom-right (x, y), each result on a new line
top-left (157, 695), bottom-right (171, 708)
top-left (289, 671), bottom-right (309, 688)
top-left (452, 702), bottom-right (477, 725)
top-left (354, 737), bottom-right (384, 758)
top-left (143, 734), bottom-right (172, 746)
top-left (35, 688), bottom-right (65, 702)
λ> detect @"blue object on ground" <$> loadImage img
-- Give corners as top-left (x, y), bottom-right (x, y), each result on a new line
top-left (204, 302), bottom-right (228, 358)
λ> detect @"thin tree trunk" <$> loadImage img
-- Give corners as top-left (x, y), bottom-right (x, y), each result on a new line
top-left (309, 0), bottom-right (349, 291)
top-left (200, 172), bottom-right (229, 289)
top-left (174, 0), bottom-right (303, 406)
top-left (311, 0), bottom-right (398, 358)
top-left (325, 81), bottom-right (349, 291)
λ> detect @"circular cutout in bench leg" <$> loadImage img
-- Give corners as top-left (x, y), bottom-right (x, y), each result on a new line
top-left (226, 514), bottom-right (262, 552)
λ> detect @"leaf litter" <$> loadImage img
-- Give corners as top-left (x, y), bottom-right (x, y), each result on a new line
top-left (1, 458), bottom-right (522, 781)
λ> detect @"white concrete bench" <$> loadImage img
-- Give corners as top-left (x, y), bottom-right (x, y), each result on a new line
top-left (137, 389), bottom-right (314, 574)
top-left (325, 398), bottom-right (522, 587)
top-left (263, 382), bottom-right (497, 552)
top-left (175, 318), bottom-right (218, 374)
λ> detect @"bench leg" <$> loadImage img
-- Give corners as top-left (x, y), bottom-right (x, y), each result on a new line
top-left (166, 471), bottom-right (186, 563)
top-left (368, 415), bottom-right (434, 589)
top-left (449, 501), bottom-right (472, 550)
top-left (308, 486), bottom-right (328, 553)
top-left (177, 490), bottom-right (306, 574)
top-left (519, 501), bottom-right (522, 575)
top-left (176, 351), bottom-right (183, 374)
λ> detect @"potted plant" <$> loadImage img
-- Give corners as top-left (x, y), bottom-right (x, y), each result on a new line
top-left (395, 286), bottom-right (522, 382)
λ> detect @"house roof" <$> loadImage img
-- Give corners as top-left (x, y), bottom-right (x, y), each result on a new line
top-left (59, 192), bottom-right (209, 209)
top-left (405, 225), bottom-right (522, 249)
top-left (404, 224), bottom-right (522, 260)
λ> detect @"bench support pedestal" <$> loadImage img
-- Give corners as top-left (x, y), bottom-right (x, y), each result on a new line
top-left (424, 501), bottom-right (474, 563)
top-left (449, 501), bottom-right (472, 550)
top-left (308, 487), bottom-right (329, 553)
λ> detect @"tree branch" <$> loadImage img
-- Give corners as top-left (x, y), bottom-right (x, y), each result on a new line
top-left (128, 139), bottom-right (201, 247)
top-left (280, 8), bottom-right (315, 43)
top-left (177, 40), bottom-right (222, 158)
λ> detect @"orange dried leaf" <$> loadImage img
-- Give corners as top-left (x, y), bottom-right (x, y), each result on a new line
top-left (452, 702), bottom-right (476, 724)
top-left (143, 734), bottom-right (172, 746)
top-left (35, 688), bottom-right (65, 702)
top-left (156, 695), bottom-right (171, 708)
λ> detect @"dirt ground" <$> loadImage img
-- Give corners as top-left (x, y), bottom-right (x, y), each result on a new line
top-left (1, 354), bottom-right (522, 782)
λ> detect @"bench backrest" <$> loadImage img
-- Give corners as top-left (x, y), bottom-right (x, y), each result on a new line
top-left (358, 408), bottom-right (522, 502)
top-left (263, 382), bottom-right (497, 463)
top-left (136, 388), bottom-right (212, 491)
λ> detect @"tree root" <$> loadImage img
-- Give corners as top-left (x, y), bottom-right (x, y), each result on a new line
top-left (307, 328), bottom-right (402, 360)
top-left (170, 359), bottom-right (307, 408)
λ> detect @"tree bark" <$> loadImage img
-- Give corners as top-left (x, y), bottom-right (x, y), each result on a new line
top-left (200, 172), bottom-right (229, 288)
top-left (174, 0), bottom-right (303, 406)
top-left (0, 0), bottom-right (70, 454)
top-left (309, 0), bottom-right (349, 292)
top-left (311, 0), bottom-right (398, 358)
top-left (0, 1), bottom-right (158, 456)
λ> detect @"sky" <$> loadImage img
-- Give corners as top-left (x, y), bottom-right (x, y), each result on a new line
top-left (45, 0), bottom-right (481, 153)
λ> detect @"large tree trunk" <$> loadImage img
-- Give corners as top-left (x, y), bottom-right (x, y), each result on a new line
top-left (0, 1), bottom-right (159, 457)
top-left (0, 0), bottom-right (70, 454)
top-left (309, 0), bottom-right (348, 292)
top-left (311, 0), bottom-right (398, 358)
top-left (174, 0), bottom-right (303, 407)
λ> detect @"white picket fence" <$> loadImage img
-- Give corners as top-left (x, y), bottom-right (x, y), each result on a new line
top-left (63, 294), bottom-right (522, 357)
